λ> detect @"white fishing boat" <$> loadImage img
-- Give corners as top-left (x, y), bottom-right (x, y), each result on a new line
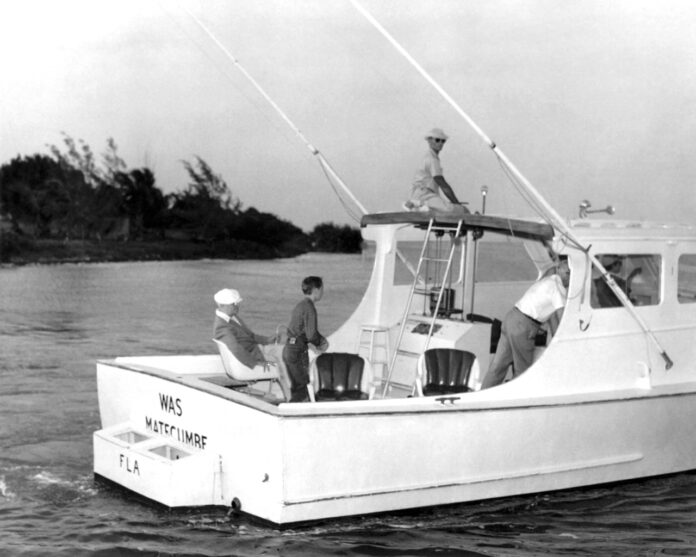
top-left (93, 209), bottom-right (696, 525)
top-left (93, 4), bottom-right (696, 525)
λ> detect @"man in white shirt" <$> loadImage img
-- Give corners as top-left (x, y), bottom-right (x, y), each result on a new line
top-left (481, 257), bottom-right (570, 389)
top-left (404, 127), bottom-right (469, 213)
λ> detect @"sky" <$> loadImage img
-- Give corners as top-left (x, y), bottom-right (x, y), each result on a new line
top-left (1, 0), bottom-right (695, 231)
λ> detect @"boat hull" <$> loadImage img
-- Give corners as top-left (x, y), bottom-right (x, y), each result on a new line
top-left (94, 359), bottom-right (696, 525)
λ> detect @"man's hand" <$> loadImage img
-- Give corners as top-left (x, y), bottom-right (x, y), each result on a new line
top-left (262, 360), bottom-right (277, 372)
top-left (309, 339), bottom-right (329, 355)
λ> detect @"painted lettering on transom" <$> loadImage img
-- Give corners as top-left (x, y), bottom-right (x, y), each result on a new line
top-left (144, 416), bottom-right (208, 450)
top-left (119, 453), bottom-right (140, 475)
top-left (158, 393), bottom-right (183, 416)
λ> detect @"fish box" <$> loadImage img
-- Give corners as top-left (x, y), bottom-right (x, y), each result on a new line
top-left (93, 423), bottom-right (224, 508)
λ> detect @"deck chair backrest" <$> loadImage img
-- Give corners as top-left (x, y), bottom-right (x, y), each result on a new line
top-left (417, 348), bottom-right (477, 396)
top-left (310, 352), bottom-right (373, 401)
top-left (212, 339), bottom-right (279, 381)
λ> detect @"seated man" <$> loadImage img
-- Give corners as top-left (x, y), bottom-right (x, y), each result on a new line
top-left (404, 127), bottom-right (470, 214)
top-left (213, 288), bottom-right (290, 399)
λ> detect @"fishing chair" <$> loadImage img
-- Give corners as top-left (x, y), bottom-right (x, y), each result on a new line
top-left (308, 352), bottom-right (375, 402)
top-left (212, 339), bottom-right (283, 395)
top-left (415, 348), bottom-right (478, 396)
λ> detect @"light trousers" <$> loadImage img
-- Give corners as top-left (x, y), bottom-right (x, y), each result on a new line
top-left (481, 307), bottom-right (540, 389)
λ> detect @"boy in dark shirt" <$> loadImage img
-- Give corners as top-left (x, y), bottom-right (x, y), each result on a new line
top-left (283, 276), bottom-right (329, 402)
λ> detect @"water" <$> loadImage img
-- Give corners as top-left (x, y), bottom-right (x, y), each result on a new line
top-left (2, 255), bottom-right (696, 556)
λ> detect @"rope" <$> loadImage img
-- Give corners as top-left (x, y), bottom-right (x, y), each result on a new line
top-left (317, 158), bottom-right (363, 224)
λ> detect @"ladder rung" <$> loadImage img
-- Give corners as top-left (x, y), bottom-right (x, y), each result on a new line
top-left (414, 286), bottom-right (451, 293)
top-left (396, 349), bottom-right (421, 358)
top-left (382, 380), bottom-right (412, 390)
top-left (421, 257), bottom-right (450, 263)
top-left (405, 314), bottom-right (430, 321)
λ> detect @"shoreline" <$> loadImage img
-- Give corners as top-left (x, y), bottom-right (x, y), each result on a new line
top-left (0, 237), bottom-right (314, 266)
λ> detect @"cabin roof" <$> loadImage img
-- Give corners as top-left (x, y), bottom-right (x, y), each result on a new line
top-left (361, 211), bottom-right (555, 241)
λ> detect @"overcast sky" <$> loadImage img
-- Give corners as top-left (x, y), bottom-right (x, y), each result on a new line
top-left (2, 0), bottom-right (695, 230)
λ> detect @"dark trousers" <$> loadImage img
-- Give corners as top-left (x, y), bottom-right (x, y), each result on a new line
top-left (282, 344), bottom-right (310, 402)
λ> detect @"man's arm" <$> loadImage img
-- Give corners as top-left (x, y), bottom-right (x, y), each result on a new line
top-left (546, 307), bottom-right (564, 337)
top-left (433, 176), bottom-right (471, 213)
top-left (217, 326), bottom-right (264, 368)
top-left (303, 302), bottom-right (328, 352)
top-left (434, 175), bottom-right (460, 204)
top-left (235, 316), bottom-right (273, 345)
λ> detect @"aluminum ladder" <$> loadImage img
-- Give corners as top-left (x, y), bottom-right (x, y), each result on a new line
top-left (381, 218), bottom-right (464, 397)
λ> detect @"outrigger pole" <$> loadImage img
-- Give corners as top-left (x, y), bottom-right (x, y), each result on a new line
top-left (182, 7), bottom-right (421, 279)
top-left (183, 7), bottom-right (367, 215)
top-left (350, 0), bottom-right (673, 370)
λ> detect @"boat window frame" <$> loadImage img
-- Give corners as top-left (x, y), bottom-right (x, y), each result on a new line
top-left (677, 253), bottom-right (696, 304)
top-left (590, 253), bottom-right (662, 309)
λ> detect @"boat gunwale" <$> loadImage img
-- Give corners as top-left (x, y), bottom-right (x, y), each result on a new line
top-left (98, 359), bottom-right (696, 419)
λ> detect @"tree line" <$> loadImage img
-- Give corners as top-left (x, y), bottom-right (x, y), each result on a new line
top-left (0, 135), bottom-right (363, 262)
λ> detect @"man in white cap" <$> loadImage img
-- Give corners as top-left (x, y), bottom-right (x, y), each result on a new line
top-left (404, 128), bottom-right (469, 213)
top-left (213, 288), bottom-right (290, 398)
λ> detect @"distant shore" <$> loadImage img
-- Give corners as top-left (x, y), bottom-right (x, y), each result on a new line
top-left (1, 237), bottom-right (312, 265)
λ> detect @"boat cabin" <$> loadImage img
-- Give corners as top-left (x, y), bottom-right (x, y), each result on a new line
top-left (319, 211), bottom-right (696, 399)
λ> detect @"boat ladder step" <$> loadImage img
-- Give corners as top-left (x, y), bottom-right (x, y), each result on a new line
top-left (413, 287), bottom-right (450, 295)
top-left (429, 225), bottom-right (462, 234)
top-left (396, 349), bottom-right (421, 358)
top-left (403, 314), bottom-right (437, 324)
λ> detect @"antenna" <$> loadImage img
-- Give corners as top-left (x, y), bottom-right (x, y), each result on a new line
top-left (480, 185), bottom-right (488, 214)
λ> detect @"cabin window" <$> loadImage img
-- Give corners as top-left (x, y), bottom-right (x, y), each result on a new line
top-left (393, 237), bottom-right (538, 285)
top-left (591, 254), bottom-right (661, 308)
top-left (393, 238), bottom-right (466, 285)
top-left (678, 254), bottom-right (696, 304)
top-left (475, 239), bottom-right (538, 282)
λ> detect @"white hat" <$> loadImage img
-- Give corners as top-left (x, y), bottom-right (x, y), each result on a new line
top-left (425, 128), bottom-right (449, 140)
top-left (214, 288), bottom-right (242, 305)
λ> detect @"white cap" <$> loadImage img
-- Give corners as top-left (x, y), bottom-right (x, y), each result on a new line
top-left (214, 288), bottom-right (242, 305)
top-left (425, 127), bottom-right (449, 140)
